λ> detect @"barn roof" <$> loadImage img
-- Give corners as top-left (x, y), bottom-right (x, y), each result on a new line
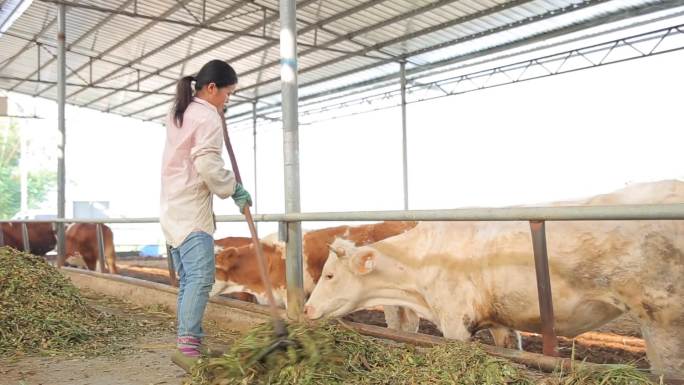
top-left (1, 0), bottom-right (683, 123)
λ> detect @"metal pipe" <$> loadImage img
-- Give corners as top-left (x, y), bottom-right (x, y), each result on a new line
top-left (0, 76), bottom-right (176, 95)
top-left (37, 43), bottom-right (41, 81)
top-left (2, 203), bottom-right (684, 225)
top-left (56, 3), bottom-right (66, 267)
top-left (400, 59), bottom-right (408, 210)
top-left (96, 223), bottom-right (107, 273)
top-left (280, 0), bottom-right (304, 320)
top-left (21, 222), bottom-right (30, 252)
top-left (165, 244), bottom-right (178, 287)
top-left (252, 101), bottom-right (258, 214)
top-left (529, 221), bottom-right (558, 356)
top-left (0, 225), bottom-right (4, 246)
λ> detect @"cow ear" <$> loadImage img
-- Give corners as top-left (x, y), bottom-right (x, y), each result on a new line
top-left (328, 244), bottom-right (346, 258)
top-left (350, 249), bottom-right (375, 275)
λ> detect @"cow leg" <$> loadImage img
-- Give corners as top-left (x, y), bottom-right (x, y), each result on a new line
top-left (641, 322), bottom-right (684, 378)
top-left (384, 306), bottom-right (420, 333)
top-left (105, 244), bottom-right (118, 274)
top-left (489, 326), bottom-right (522, 350)
top-left (85, 255), bottom-right (97, 271)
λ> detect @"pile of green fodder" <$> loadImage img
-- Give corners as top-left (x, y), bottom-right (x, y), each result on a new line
top-left (190, 321), bottom-right (657, 385)
top-left (189, 321), bottom-right (535, 385)
top-left (0, 246), bottom-right (151, 357)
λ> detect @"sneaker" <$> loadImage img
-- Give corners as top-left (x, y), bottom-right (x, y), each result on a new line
top-left (171, 350), bottom-right (200, 373)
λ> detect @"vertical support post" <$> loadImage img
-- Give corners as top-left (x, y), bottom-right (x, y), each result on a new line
top-left (201, 0), bottom-right (206, 23)
top-left (0, 224), bottom-right (5, 246)
top-left (400, 59), bottom-right (408, 210)
top-left (37, 43), bottom-right (41, 81)
top-left (252, 100), bottom-right (258, 214)
top-left (529, 220), bottom-right (559, 356)
top-left (166, 243), bottom-right (178, 287)
top-left (280, 0), bottom-right (304, 320)
top-left (56, 3), bottom-right (67, 267)
top-left (21, 222), bottom-right (30, 253)
top-left (96, 223), bottom-right (108, 273)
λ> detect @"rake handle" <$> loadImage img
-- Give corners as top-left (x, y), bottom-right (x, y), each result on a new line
top-left (219, 107), bottom-right (285, 333)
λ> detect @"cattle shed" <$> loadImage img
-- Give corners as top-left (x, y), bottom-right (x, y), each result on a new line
top-left (2, 0), bottom-right (684, 374)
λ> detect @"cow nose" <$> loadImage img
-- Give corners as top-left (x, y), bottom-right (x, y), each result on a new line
top-left (303, 305), bottom-right (315, 319)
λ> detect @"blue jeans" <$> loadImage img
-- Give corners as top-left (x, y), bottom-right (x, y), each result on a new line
top-left (170, 231), bottom-right (215, 339)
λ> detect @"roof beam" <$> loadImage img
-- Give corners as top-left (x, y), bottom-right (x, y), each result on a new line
top-left (0, 3), bottom-right (56, 73)
top-left (36, 0), bottom-right (384, 58)
top-left (223, 0), bottom-right (684, 122)
top-left (1, 29), bottom-right (182, 86)
top-left (8, 0), bottom-right (136, 92)
top-left (83, 0), bottom-right (322, 111)
top-left (68, 0), bottom-right (260, 103)
top-left (33, 0), bottom-right (196, 98)
top-left (239, 0), bottom-right (548, 93)
top-left (109, 0), bottom-right (454, 114)
top-left (0, 75), bottom-right (175, 95)
top-left (117, 0), bottom-right (386, 115)
top-left (141, 0), bottom-right (534, 116)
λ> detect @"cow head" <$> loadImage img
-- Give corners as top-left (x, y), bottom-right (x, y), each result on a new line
top-left (303, 238), bottom-right (379, 320)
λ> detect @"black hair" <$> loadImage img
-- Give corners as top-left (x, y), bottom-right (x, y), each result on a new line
top-left (173, 59), bottom-right (238, 127)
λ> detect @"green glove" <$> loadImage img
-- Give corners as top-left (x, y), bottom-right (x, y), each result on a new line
top-left (231, 183), bottom-right (252, 212)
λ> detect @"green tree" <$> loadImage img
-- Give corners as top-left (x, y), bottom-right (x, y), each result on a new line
top-left (0, 120), bottom-right (55, 219)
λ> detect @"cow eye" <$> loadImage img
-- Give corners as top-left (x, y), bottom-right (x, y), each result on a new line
top-left (325, 273), bottom-right (334, 280)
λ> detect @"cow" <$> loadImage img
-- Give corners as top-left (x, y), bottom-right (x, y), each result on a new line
top-left (214, 236), bottom-right (253, 251)
top-left (211, 221), bottom-right (419, 330)
top-left (0, 222), bottom-right (56, 256)
top-left (65, 223), bottom-right (118, 274)
top-left (304, 180), bottom-right (684, 377)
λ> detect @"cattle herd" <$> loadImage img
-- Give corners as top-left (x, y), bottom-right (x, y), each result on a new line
top-left (1, 180), bottom-right (682, 378)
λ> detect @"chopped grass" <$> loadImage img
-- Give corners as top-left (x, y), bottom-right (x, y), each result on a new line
top-left (0, 246), bottom-right (168, 357)
top-left (189, 321), bottom-right (534, 385)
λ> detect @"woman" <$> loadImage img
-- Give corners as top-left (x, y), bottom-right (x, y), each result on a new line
top-left (160, 59), bottom-right (251, 365)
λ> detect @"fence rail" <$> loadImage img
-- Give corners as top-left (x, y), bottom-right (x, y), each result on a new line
top-left (3, 202), bottom-right (683, 358)
top-left (2, 203), bottom-right (684, 224)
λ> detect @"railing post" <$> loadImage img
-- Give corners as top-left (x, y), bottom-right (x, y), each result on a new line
top-left (166, 243), bottom-right (178, 287)
top-left (95, 223), bottom-right (108, 273)
top-left (21, 222), bottom-right (31, 253)
top-left (529, 220), bottom-right (559, 356)
top-left (278, 221), bottom-right (287, 242)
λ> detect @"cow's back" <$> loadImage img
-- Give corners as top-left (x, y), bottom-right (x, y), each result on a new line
top-left (0, 222), bottom-right (56, 256)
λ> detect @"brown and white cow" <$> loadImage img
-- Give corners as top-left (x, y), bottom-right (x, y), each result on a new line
top-left (65, 223), bottom-right (118, 274)
top-left (304, 180), bottom-right (684, 377)
top-left (211, 221), bottom-right (419, 329)
top-left (214, 236), bottom-right (253, 252)
top-left (0, 222), bottom-right (56, 256)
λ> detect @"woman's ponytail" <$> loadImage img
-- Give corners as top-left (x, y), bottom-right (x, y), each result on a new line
top-left (173, 75), bottom-right (195, 127)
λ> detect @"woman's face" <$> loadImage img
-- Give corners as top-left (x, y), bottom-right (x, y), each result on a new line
top-left (201, 83), bottom-right (237, 111)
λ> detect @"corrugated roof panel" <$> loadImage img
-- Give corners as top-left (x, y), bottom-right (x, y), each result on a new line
top-left (2, 0), bottom-right (682, 121)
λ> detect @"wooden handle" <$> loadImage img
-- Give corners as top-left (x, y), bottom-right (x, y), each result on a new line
top-left (219, 106), bottom-right (283, 323)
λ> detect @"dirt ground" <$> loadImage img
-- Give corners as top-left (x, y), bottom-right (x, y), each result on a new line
top-left (0, 291), bottom-right (237, 385)
top-left (115, 260), bottom-right (650, 368)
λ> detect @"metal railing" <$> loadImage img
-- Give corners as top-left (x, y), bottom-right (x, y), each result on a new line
top-left (2, 202), bottom-right (684, 356)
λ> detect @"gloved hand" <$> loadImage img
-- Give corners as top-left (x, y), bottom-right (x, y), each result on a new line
top-left (231, 183), bottom-right (252, 212)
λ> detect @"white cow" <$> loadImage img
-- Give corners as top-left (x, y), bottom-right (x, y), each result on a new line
top-left (304, 180), bottom-right (684, 377)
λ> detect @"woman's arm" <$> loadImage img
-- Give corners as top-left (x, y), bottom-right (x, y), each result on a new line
top-left (190, 116), bottom-right (237, 199)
